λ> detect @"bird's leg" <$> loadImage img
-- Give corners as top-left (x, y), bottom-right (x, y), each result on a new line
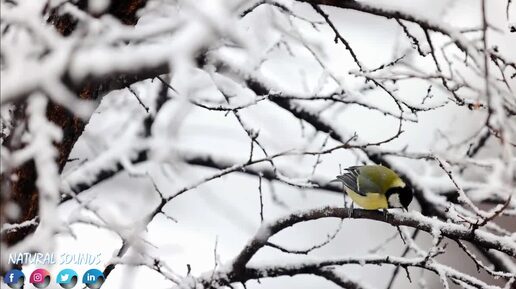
top-left (346, 201), bottom-right (354, 216)
top-left (382, 208), bottom-right (388, 217)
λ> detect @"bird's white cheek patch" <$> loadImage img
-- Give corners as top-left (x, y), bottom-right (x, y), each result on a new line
top-left (388, 194), bottom-right (403, 208)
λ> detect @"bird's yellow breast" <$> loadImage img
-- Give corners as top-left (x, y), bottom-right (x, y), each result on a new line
top-left (345, 188), bottom-right (388, 210)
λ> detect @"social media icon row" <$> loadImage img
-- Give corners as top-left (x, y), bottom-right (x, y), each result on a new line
top-left (3, 268), bottom-right (104, 289)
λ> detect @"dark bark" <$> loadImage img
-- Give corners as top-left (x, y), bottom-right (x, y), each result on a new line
top-left (0, 0), bottom-right (149, 268)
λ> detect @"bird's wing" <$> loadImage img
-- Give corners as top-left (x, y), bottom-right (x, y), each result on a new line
top-left (337, 167), bottom-right (382, 196)
top-left (357, 173), bottom-right (382, 195)
top-left (358, 165), bottom-right (405, 192)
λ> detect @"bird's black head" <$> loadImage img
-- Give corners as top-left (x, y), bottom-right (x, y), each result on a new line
top-left (386, 185), bottom-right (413, 210)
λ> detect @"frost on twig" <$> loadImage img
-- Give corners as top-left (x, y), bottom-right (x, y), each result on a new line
top-left (1, 0), bottom-right (514, 288)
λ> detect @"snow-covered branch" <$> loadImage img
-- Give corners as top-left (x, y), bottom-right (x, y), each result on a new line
top-left (2, 0), bottom-right (514, 288)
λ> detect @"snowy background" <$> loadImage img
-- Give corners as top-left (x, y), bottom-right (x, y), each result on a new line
top-left (1, 0), bottom-right (515, 288)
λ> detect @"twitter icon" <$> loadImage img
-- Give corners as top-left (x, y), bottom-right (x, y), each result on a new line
top-left (57, 269), bottom-right (78, 289)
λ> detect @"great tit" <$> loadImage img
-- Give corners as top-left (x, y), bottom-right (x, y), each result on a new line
top-left (334, 165), bottom-right (413, 210)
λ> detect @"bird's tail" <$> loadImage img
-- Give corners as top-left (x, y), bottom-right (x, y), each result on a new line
top-left (330, 176), bottom-right (343, 183)
top-left (333, 174), bottom-right (358, 193)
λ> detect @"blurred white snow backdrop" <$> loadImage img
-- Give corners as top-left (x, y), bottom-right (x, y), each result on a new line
top-left (1, 0), bottom-right (515, 288)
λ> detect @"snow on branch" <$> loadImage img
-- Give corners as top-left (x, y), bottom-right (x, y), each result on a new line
top-left (1, 0), bottom-right (515, 288)
top-left (231, 207), bottom-right (516, 270)
top-left (169, 206), bottom-right (514, 289)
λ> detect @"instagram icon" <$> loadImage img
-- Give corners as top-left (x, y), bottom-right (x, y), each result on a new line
top-left (30, 269), bottom-right (51, 289)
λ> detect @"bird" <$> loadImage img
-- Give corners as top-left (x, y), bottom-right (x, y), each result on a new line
top-left (334, 165), bottom-right (413, 210)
